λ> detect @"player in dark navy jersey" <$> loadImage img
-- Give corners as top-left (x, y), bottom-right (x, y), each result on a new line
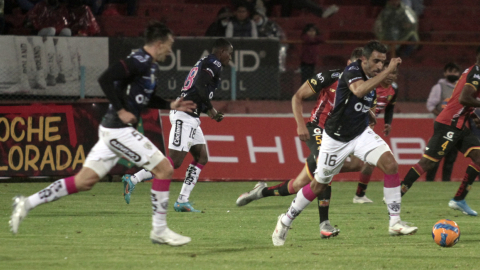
top-left (121, 39), bottom-right (233, 212)
top-left (9, 22), bottom-right (197, 246)
top-left (272, 41), bottom-right (417, 246)
top-left (401, 46), bottom-right (480, 216)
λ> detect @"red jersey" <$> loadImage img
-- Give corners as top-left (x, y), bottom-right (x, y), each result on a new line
top-left (436, 65), bottom-right (480, 129)
top-left (374, 83), bottom-right (397, 116)
top-left (309, 81), bottom-right (338, 128)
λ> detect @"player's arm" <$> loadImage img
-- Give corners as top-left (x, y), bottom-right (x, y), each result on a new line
top-left (98, 58), bottom-right (140, 124)
top-left (350, 58), bottom-right (401, 98)
top-left (196, 69), bottom-right (224, 122)
top-left (292, 81), bottom-right (316, 141)
top-left (383, 92), bottom-right (396, 136)
top-left (459, 84), bottom-right (480, 107)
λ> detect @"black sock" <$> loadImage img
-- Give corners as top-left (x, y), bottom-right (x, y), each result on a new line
top-left (454, 164), bottom-right (479, 201)
top-left (318, 185), bottom-right (331, 224)
top-left (401, 163), bottom-right (425, 196)
top-left (261, 180), bottom-right (292, 197)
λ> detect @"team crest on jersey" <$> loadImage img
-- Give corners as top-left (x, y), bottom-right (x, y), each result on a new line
top-left (331, 72), bottom-right (341, 79)
top-left (348, 66), bottom-right (359, 71)
top-left (387, 95), bottom-right (393, 101)
top-left (438, 151), bottom-right (445, 156)
top-left (474, 81), bottom-right (479, 85)
top-left (310, 79), bottom-right (317, 85)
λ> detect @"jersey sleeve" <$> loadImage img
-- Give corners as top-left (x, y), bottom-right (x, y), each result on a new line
top-left (343, 65), bottom-right (364, 87)
top-left (307, 69), bottom-right (342, 94)
top-left (203, 59), bottom-right (222, 78)
top-left (466, 66), bottom-right (480, 91)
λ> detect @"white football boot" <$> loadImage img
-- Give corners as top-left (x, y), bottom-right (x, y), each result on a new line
top-left (353, 195), bottom-right (374, 204)
top-left (9, 196), bottom-right (30, 234)
top-left (150, 228), bottom-right (191, 246)
top-left (389, 220), bottom-right (418, 236)
top-left (272, 214), bottom-right (290, 246)
top-left (236, 181), bottom-right (267, 206)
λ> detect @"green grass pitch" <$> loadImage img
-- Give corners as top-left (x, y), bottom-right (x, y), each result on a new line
top-left (1, 181), bottom-right (479, 270)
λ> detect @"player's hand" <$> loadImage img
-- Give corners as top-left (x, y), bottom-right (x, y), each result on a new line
top-left (171, 97), bottom-right (196, 113)
top-left (473, 117), bottom-right (480, 128)
top-left (297, 125), bottom-right (310, 141)
top-left (388, 58), bottom-right (402, 73)
top-left (213, 111), bottom-right (224, 122)
top-left (117, 109), bottom-right (137, 125)
top-left (384, 124), bottom-right (392, 136)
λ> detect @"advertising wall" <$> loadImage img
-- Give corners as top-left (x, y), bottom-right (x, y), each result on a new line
top-left (0, 103), bottom-right (165, 177)
top-left (162, 115), bottom-right (471, 182)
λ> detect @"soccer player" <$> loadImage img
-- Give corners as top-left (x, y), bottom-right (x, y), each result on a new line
top-left (272, 40), bottom-right (417, 246)
top-left (9, 22), bottom-right (197, 246)
top-left (353, 60), bottom-right (398, 204)
top-left (401, 46), bottom-right (480, 216)
top-left (236, 48), bottom-right (366, 238)
top-left (121, 38), bottom-right (233, 212)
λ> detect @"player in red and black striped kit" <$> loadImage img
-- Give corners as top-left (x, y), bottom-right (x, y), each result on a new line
top-left (353, 61), bottom-right (398, 203)
top-left (401, 46), bottom-right (480, 216)
top-left (236, 48), bottom-right (366, 238)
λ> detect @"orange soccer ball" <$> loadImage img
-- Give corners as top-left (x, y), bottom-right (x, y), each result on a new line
top-left (432, 219), bottom-right (460, 247)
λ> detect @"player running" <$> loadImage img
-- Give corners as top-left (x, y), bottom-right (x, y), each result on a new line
top-left (353, 60), bottom-right (399, 204)
top-left (121, 39), bottom-right (233, 212)
top-left (401, 46), bottom-right (480, 216)
top-left (9, 22), bottom-right (196, 246)
top-left (236, 48), bottom-right (366, 238)
top-left (272, 40), bottom-right (417, 246)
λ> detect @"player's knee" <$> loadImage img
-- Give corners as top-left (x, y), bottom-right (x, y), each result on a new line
top-left (383, 161), bottom-right (398, 175)
top-left (419, 158), bottom-right (436, 171)
top-left (172, 159), bottom-right (183, 169)
top-left (197, 154), bottom-right (208, 165)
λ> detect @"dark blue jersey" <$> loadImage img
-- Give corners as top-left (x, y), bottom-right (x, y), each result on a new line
top-left (100, 48), bottom-right (165, 128)
top-left (325, 59), bottom-right (376, 142)
top-left (179, 54), bottom-right (222, 117)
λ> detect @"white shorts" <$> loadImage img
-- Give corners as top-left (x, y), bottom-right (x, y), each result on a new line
top-left (83, 125), bottom-right (165, 178)
top-left (314, 127), bottom-right (392, 184)
top-left (168, 110), bottom-right (205, 152)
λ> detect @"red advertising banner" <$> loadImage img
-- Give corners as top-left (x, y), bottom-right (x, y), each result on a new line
top-left (162, 115), bottom-right (470, 182)
top-left (0, 103), bottom-right (165, 177)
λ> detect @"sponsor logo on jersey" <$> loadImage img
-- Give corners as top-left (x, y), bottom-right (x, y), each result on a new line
top-left (348, 66), bottom-right (359, 71)
top-left (173, 120), bottom-right (183, 146)
top-left (310, 79), bottom-right (317, 85)
top-left (331, 72), bottom-right (341, 79)
top-left (109, 139), bottom-right (141, 162)
top-left (463, 68), bottom-right (470, 74)
top-left (438, 151), bottom-right (445, 156)
top-left (133, 54), bottom-right (149, 63)
top-left (313, 128), bottom-right (322, 135)
top-left (213, 60), bottom-right (222, 67)
top-left (316, 73), bottom-right (324, 82)
top-left (474, 74), bottom-right (480, 80)
top-left (330, 88), bottom-right (336, 92)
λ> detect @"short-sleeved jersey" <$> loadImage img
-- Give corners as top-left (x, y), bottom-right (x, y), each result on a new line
top-left (307, 69), bottom-right (342, 128)
top-left (180, 54), bottom-right (222, 118)
top-left (374, 82), bottom-right (397, 116)
top-left (436, 65), bottom-right (480, 129)
top-left (101, 48), bottom-right (159, 128)
top-left (325, 59), bottom-right (376, 142)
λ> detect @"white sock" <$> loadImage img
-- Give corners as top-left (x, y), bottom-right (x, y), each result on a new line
top-left (151, 179), bottom-right (171, 234)
top-left (132, 169), bottom-right (153, 184)
top-left (177, 162), bottom-right (203, 203)
top-left (384, 186), bottom-right (402, 227)
top-left (281, 186), bottom-right (315, 227)
top-left (27, 177), bottom-right (78, 210)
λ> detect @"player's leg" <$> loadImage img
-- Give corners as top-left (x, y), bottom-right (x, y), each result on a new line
top-left (9, 132), bottom-right (118, 234)
top-left (272, 132), bottom-right (349, 246)
top-left (442, 148), bottom-right (458, 181)
top-left (355, 127), bottom-right (417, 235)
top-left (401, 122), bottom-right (459, 196)
top-left (353, 163), bottom-right (375, 203)
top-left (448, 131), bottom-right (480, 216)
top-left (173, 143), bottom-right (206, 212)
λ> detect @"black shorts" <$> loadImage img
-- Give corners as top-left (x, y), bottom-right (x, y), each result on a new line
top-left (305, 122), bottom-right (323, 178)
top-left (424, 121), bottom-right (480, 162)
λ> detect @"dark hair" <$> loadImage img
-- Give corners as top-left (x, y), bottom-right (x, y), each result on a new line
top-left (443, 62), bottom-right (460, 72)
top-left (363, 40), bottom-right (387, 59)
top-left (212, 38), bottom-right (232, 52)
top-left (350, 47), bottom-right (363, 62)
top-left (144, 22), bottom-right (173, 44)
top-left (235, 4), bottom-right (249, 11)
top-left (301, 24), bottom-right (319, 36)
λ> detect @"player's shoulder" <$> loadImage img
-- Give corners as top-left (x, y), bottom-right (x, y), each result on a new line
top-left (391, 82), bottom-right (398, 93)
top-left (466, 65), bottom-right (480, 87)
top-left (204, 54), bottom-right (222, 68)
top-left (344, 60), bottom-right (361, 73)
top-left (128, 49), bottom-right (153, 64)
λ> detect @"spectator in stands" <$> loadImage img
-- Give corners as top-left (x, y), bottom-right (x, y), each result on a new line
top-left (263, 0), bottom-right (339, 18)
top-left (402, 0), bottom-right (424, 16)
top-left (425, 62), bottom-right (461, 182)
top-left (225, 4), bottom-right (257, 38)
top-left (205, 7), bottom-right (232, 37)
top-left (252, 9), bottom-right (284, 40)
top-left (374, 0), bottom-right (419, 57)
top-left (26, 0), bottom-right (100, 36)
top-left (300, 23), bottom-right (323, 84)
top-left (86, 0), bottom-right (137, 16)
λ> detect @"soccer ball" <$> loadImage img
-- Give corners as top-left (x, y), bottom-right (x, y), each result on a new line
top-left (432, 219), bottom-right (460, 247)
